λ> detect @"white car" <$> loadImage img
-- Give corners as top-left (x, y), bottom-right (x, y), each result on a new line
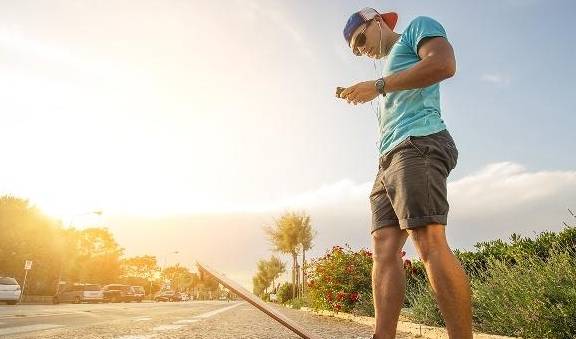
top-left (179, 293), bottom-right (190, 301)
top-left (0, 277), bottom-right (21, 305)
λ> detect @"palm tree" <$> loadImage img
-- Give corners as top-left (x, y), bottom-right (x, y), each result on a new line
top-left (297, 214), bottom-right (315, 296)
top-left (264, 211), bottom-right (315, 298)
top-left (267, 255), bottom-right (286, 293)
top-left (264, 212), bottom-right (300, 298)
top-left (252, 274), bottom-right (266, 296)
top-left (253, 256), bottom-right (285, 298)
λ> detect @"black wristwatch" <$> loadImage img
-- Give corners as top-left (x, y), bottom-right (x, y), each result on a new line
top-left (375, 78), bottom-right (386, 96)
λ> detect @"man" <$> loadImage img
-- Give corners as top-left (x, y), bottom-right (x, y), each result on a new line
top-left (338, 8), bottom-right (473, 339)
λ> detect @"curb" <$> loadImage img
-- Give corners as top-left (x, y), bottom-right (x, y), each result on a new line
top-left (299, 307), bottom-right (517, 339)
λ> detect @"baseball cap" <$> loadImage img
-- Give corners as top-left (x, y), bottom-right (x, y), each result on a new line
top-left (343, 7), bottom-right (398, 47)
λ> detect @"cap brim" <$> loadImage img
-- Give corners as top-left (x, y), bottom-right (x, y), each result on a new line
top-left (380, 12), bottom-right (398, 30)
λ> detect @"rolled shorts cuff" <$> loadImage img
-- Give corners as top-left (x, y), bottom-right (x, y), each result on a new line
top-left (370, 219), bottom-right (400, 233)
top-left (400, 214), bottom-right (447, 229)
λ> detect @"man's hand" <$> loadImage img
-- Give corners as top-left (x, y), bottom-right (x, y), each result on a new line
top-left (339, 81), bottom-right (378, 105)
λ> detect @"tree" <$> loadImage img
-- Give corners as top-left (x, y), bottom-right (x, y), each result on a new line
top-left (267, 255), bottom-right (286, 293)
top-left (162, 264), bottom-right (191, 291)
top-left (252, 274), bottom-right (267, 296)
top-left (0, 195), bottom-right (64, 295)
top-left (252, 256), bottom-right (286, 298)
top-left (121, 255), bottom-right (159, 294)
top-left (297, 214), bottom-right (315, 296)
top-left (70, 228), bottom-right (124, 284)
top-left (264, 212), bottom-right (301, 298)
top-left (264, 211), bottom-right (315, 298)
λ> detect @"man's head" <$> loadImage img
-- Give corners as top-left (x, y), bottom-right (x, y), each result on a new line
top-left (343, 8), bottom-right (398, 59)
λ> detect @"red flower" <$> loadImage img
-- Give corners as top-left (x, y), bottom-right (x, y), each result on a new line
top-left (326, 292), bottom-right (333, 301)
top-left (334, 303), bottom-right (342, 311)
top-left (362, 250), bottom-right (373, 258)
top-left (411, 268), bottom-right (418, 275)
top-left (349, 292), bottom-right (360, 302)
top-left (336, 291), bottom-right (347, 301)
top-left (307, 280), bottom-right (315, 288)
top-left (403, 259), bottom-right (412, 269)
top-left (346, 264), bottom-right (355, 273)
top-left (400, 250), bottom-right (406, 257)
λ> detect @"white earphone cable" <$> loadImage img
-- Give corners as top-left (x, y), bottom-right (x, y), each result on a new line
top-left (370, 21), bottom-right (385, 121)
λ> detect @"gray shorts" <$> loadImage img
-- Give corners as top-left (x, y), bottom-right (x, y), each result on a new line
top-left (370, 129), bottom-right (458, 232)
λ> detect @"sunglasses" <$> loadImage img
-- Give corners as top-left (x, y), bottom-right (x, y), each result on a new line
top-left (351, 21), bottom-right (373, 56)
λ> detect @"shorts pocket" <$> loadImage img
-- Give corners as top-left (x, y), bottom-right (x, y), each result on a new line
top-left (407, 136), bottom-right (430, 158)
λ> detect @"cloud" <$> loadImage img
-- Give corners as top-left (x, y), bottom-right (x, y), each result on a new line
top-left (481, 73), bottom-right (512, 87)
top-left (254, 161), bottom-right (576, 251)
top-left (262, 162), bottom-right (575, 215)
top-left (449, 162), bottom-right (575, 218)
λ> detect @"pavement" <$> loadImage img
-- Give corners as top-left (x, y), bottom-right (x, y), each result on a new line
top-left (0, 301), bottom-right (419, 338)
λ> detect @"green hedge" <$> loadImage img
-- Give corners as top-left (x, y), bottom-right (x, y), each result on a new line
top-left (306, 226), bottom-right (576, 338)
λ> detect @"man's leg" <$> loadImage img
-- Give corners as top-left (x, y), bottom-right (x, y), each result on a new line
top-left (407, 223), bottom-right (473, 339)
top-left (372, 226), bottom-right (409, 339)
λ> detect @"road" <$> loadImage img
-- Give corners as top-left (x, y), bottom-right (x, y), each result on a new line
top-left (0, 301), bottom-right (417, 338)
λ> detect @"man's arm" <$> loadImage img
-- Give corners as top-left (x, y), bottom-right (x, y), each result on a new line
top-left (340, 37), bottom-right (456, 104)
top-left (384, 36), bottom-right (456, 92)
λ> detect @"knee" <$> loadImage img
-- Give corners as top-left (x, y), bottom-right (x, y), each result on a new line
top-left (371, 230), bottom-right (406, 264)
top-left (408, 224), bottom-right (449, 262)
top-left (372, 249), bottom-right (401, 265)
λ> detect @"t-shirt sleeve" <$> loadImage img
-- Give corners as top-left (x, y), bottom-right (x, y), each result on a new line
top-left (404, 16), bottom-right (448, 54)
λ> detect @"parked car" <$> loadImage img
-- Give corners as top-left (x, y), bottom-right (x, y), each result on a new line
top-left (102, 284), bottom-right (137, 303)
top-left (0, 277), bottom-right (21, 305)
top-left (154, 290), bottom-right (180, 302)
top-left (53, 283), bottom-right (104, 304)
top-left (131, 286), bottom-right (145, 302)
top-left (179, 292), bottom-right (190, 301)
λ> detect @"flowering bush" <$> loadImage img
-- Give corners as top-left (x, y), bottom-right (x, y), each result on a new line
top-left (306, 245), bottom-right (425, 314)
top-left (306, 245), bottom-right (372, 313)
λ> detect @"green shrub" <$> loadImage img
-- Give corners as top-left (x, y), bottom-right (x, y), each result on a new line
top-left (287, 296), bottom-right (308, 309)
top-left (406, 245), bottom-right (576, 338)
top-left (471, 246), bottom-right (576, 338)
top-left (277, 282), bottom-right (294, 304)
top-left (454, 226), bottom-right (576, 281)
top-left (405, 276), bottom-right (444, 327)
top-left (306, 226), bottom-right (576, 338)
top-left (351, 290), bottom-right (375, 317)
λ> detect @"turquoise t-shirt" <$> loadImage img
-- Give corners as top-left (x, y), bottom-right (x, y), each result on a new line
top-left (377, 16), bottom-right (449, 156)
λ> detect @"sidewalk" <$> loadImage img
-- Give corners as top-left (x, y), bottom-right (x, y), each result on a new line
top-left (298, 307), bottom-right (517, 339)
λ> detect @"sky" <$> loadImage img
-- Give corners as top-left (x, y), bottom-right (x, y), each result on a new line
top-left (1, 0), bottom-right (575, 289)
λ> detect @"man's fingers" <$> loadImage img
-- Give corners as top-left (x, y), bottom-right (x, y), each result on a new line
top-left (341, 84), bottom-right (360, 99)
top-left (347, 88), bottom-right (359, 101)
top-left (340, 86), bottom-right (354, 98)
